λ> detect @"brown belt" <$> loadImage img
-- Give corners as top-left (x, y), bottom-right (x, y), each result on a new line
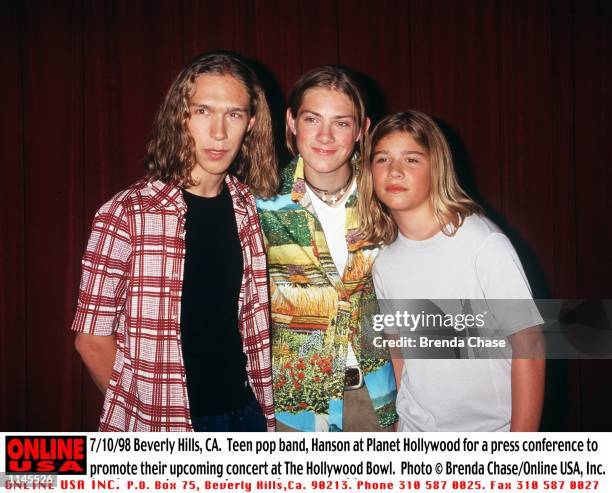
top-left (344, 366), bottom-right (364, 391)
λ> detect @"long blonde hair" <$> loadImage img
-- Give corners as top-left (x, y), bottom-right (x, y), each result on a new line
top-left (358, 111), bottom-right (482, 244)
top-left (145, 51), bottom-right (278, 198)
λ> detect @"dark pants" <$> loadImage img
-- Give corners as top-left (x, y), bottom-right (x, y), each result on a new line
top-left (191, 398), bottom-right (266, 432)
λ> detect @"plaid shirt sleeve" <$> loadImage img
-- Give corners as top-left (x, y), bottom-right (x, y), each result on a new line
top-left (240, 192), bottom-right (275, 431)
top-left (71, 199), bottom-right (132, 335)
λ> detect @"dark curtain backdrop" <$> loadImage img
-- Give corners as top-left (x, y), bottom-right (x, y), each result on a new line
top-left (1, 0), bottom-right (610, 431)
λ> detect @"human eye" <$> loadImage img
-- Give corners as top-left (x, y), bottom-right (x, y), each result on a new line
top-left (193, 107), bottom-right (209, 115)
top-left (406, 157), bottom-right (420, 165)
top-left (336, 120), bottom-right (352, 128)
top-left (374, 156), bottom-right (388, 164)
top-left (302, 115), bottom-right (318, 124)
top-left (229, 111), bottom-right (244, 119)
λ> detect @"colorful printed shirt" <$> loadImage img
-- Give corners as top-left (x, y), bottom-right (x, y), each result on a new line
top-left (257, 157), bottom-right (398, 431)
top-left (71, 175), bottom-right (274, 431)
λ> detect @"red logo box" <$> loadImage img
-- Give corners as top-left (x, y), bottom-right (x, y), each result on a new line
top-left (5, 436), bottom-right (87, 475)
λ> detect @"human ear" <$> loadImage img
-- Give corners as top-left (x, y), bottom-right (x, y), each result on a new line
top-left (357, 117), bottom-right (371, 141)
top-left (247, 115), bottom-right (256, 132)
top-left (286, 108), bottom-right (297, 135)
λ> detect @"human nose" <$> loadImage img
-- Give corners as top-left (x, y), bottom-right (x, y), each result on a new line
top-left (210, 115), bottom-right (227, 141)
top-left (315, 122), bottom-right (334, 144)
top-left (389, 159), bottom-right (404, 178)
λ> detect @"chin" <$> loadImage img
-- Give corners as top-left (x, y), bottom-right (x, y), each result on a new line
top-left (380, 197), bottom-right (412, 211)
top-left (199, 160), bottom-right (233, 174)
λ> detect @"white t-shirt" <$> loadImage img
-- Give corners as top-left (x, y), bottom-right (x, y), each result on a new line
top-left (306, 181), bottom-right (355, 276)
top-left (307, 181), bottom-right (359, 367)
top-left (372, 214), bottom-right (543, 431)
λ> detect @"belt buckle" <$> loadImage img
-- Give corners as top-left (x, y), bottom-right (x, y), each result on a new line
top-left (344, 366), bottom-right (363, 391)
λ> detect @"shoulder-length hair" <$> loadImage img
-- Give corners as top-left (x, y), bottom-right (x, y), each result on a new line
top-left (145, 51), bottom-right (278, 198)
top-left (358, 111), bottom-right (483, 245)
top-left (285, 65), bottom-right (369, 162)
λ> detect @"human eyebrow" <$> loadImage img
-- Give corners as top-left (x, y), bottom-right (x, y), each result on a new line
top-left (401, 150), bottom-right (426, 156)
top-left (299, 110), bottom-right (354, 120)
top-left (227, 106), bottom-right (249, 113)
top-left (372, 150), bottom-right (390, 157)
top-left (299, 110), bottom-right (322, 118)
top-left (190, 104), bottom-right (248, 113)
top-left (227, 107), bottom-right (249, 113)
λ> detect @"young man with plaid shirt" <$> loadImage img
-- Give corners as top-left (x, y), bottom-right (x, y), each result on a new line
top-left (71, 52), bottom-right (278, 432)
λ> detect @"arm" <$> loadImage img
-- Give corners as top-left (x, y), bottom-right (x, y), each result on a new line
top-left (388, 343), bottom-right (404, 432)
top-left (383, 333), bottom-right (404, 431)
top-left (508, 326), bottom-right (546, 431)
top-left (385, 336), bottom-right (405, 390)
top-left (372, 266), bottom-right (402, 430)
top-left (74, 333), bottom-right (117, 394)
top-left (475, 234), bottom-right (546, 431)
top-left (71, 200), bottom-right (131, 394)
top-left (249, 199), bottom-right (276, 432)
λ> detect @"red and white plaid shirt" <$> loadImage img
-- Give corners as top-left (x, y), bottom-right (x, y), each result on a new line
top-left (71, 175), bottom-right (274, 431)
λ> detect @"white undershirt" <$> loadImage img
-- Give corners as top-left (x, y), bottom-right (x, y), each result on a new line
top-left (306, 180), bottom-right (359, 367)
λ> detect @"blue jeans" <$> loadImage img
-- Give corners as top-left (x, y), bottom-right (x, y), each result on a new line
top-left (191, 398), bottom-right (267, 432)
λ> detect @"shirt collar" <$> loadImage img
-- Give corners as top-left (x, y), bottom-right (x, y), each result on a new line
top-left (287, 156), bottom-right (359, 212)
top-left (289, 156), bottom-right (310, 210)
top-left (224, 174), bottom-right (250, 220)
top-left (144, 180), bottom-right (186, 213)
top-left (144, 174), bottom-right (249, 213)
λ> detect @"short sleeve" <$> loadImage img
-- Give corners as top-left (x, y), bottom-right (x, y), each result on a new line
top-left (475, 233), bottom-right (544, 335)
top-left (71, 201), bottom-right (132, 336)
top-left (372, 260), bottom-right (401, 335)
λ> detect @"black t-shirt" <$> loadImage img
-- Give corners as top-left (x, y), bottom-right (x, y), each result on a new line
top-left (180, 185), bottom-right (252, 416)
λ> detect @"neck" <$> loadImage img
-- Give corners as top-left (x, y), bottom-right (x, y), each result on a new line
top-left (303, 161), bottom-right (352, 192)
top-left (393, 203), bottom-right (441, 241)
top-left (186, 173), bottom-right (226, 197)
